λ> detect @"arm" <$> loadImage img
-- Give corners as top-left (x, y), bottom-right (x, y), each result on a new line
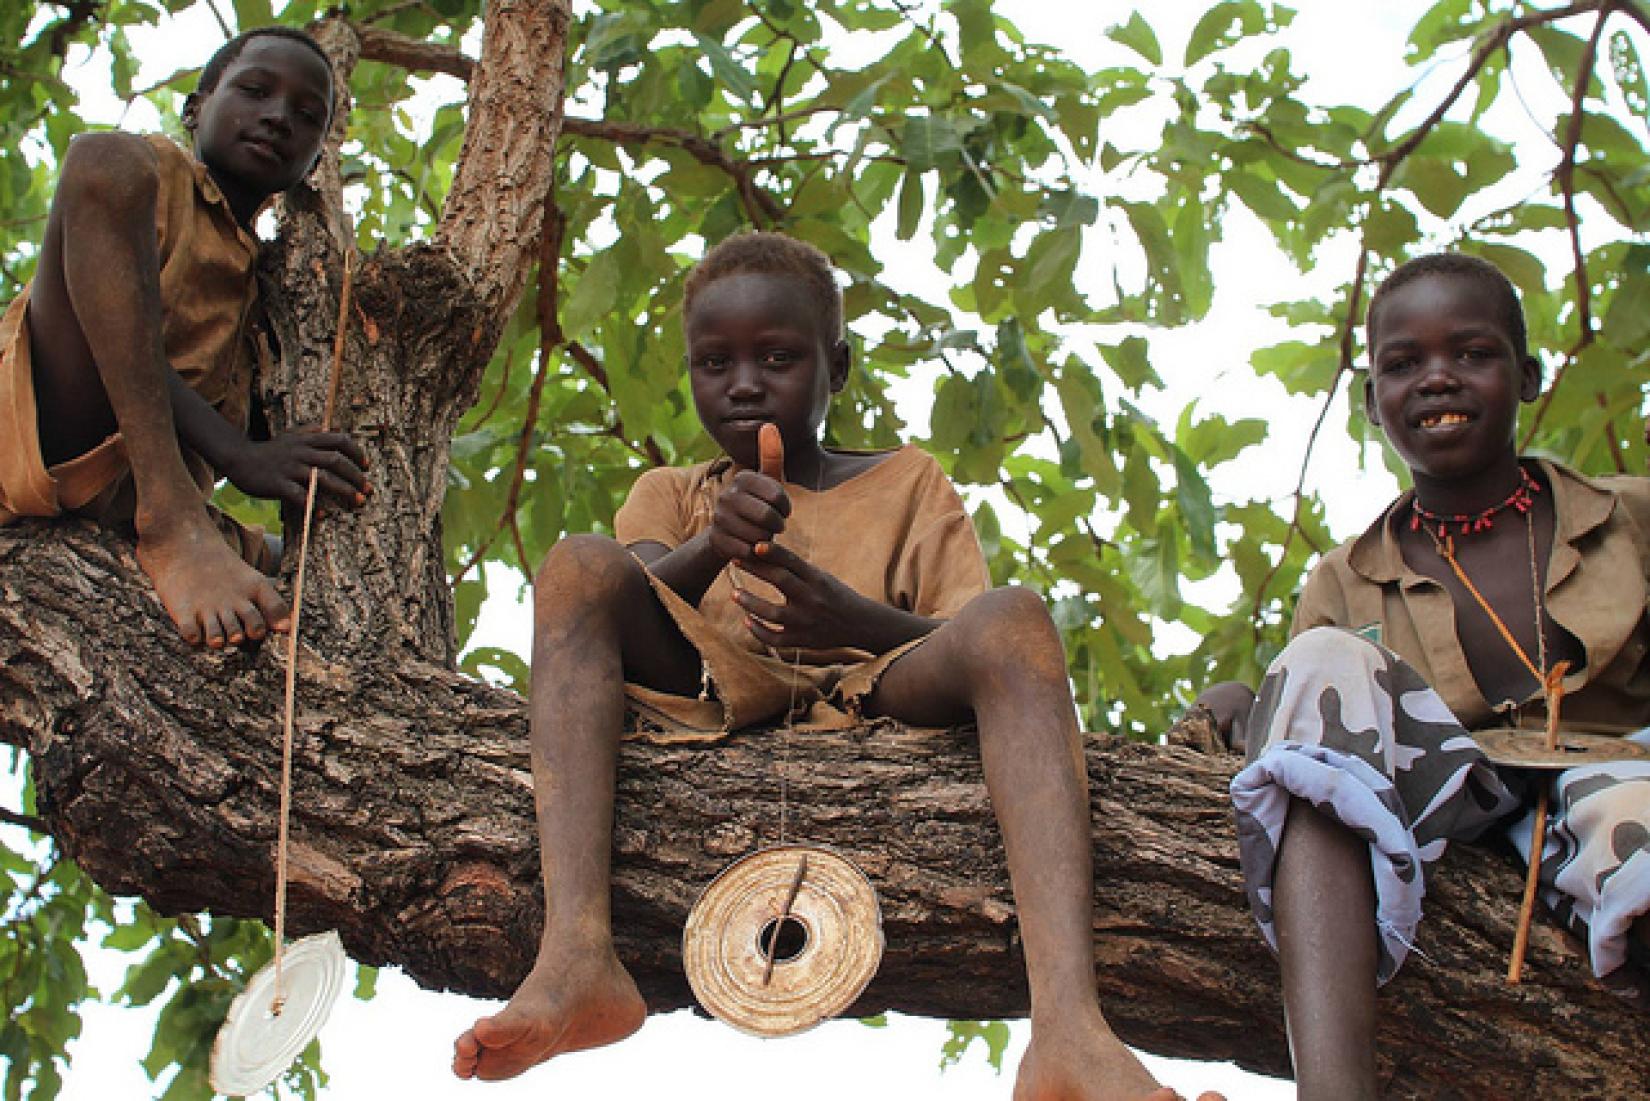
top-left (734, 541), bottom-right (942, 654)
top-left (1192, 680), bottom-right (1257, 752)
top-left (629, 468), bottom-right (791, 607)
top-left (166, 372), bottom-right (369, 510)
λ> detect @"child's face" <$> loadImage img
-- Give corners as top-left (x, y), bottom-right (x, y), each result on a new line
top-left (686, 271), bottom-right (848, 469)
top-left (187, 36), bottom-right (333, 210)
top-left (1365, 272), bottom-right (1540, 484)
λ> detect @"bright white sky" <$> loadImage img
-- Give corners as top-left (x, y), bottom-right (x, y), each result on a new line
top-left (5, 0), bottom-right (1612, 1097)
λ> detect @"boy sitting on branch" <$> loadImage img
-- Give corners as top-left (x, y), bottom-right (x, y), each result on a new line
top-left (0, 26), bottom-right (369, 648)
top-left (453, 231), bottom-right (1222, 1101)
top-left (1199, 253), bottom-right (1650, 1099)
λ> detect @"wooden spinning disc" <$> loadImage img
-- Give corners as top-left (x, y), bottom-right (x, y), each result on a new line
top-left (683, 844), bottom-right (883, 1038)
top-left (1474, 727), bottom-right (1650, 770)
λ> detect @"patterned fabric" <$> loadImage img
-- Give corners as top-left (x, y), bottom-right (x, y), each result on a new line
top-left (1233, 627), bottom-right (1650, 984)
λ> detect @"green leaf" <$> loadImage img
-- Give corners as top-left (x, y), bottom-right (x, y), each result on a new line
top-left (1106, 12), bottom-right (1162, 66)
top-left (1610, 30), bottom-right (1649, 126)
top-left (693, 34), bottom-right (758, 103)
top-left (1185, 1), bottom-right (1263, 67)
top-left (896, 168), bottom-right (924, 241)
top-left (562, 249), bottom-right (624, 340)
top-left (901, 114), bottom-right (964, 170)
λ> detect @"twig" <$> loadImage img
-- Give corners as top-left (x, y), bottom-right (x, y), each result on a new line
top-left (1520, 3), bottom-right (1616, 445)
top-left (0, 807), bottom-right (48, 835)
top-left (200, 0), bottom-right (233, 39)
top-left (469, 346), bottom-right (516, 430)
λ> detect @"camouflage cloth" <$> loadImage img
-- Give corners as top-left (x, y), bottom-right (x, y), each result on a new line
top-left (1232, 626), bottom-right (1650, 985)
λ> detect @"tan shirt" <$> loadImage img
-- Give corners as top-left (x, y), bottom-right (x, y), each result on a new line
top-left (1292, 460), bottom-right (1650, 733)
top-left (614, 444), bottom-right (991, 665)
top-left (0, 134), bottom-right (262, 522)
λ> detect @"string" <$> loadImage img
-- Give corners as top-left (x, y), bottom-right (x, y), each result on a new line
top-left (1421, 508), bottom-right (1545, 686)
top-left (1418, 480), bottom-right (1572, 983)
top-left (272, 251), bottom-right (354, 1011)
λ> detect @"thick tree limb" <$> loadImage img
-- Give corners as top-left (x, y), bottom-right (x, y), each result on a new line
top-left (2, 524), bottom-right (1646, 1099)
top-left (435, 0), bottom-right (570, 321)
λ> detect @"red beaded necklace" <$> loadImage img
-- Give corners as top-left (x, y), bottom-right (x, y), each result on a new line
top-left (1409, 465), bottom-right (1540, 537)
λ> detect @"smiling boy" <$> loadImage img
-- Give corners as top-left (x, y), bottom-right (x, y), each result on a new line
top-left (1202, 254), bottom-right (1650, 1098)
top-left (0, 26), bottom-right (368, 648)
top-left (452, 233), bottom-right (1221, 1101)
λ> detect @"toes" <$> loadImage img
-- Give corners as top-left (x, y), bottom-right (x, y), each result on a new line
top-left (200, 610), bottom-right (227, 649)
top-left (471, 1012), bottom-right (530, 1048)
top-left (235, 599), bottom-right (267, 643)
top-left (452, 1030), bottom-right (480, 1078)
top-left (254, 584), bottom-right (292, 633)
top-left (173, 609), bottom-right (203, 645)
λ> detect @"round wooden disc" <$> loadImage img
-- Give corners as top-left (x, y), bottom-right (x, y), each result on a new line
top-left (1473, 728), bottom-right (1650, 770)
top-left (210, 930), bottom-right (347, 1097)
top-left (683, 845), bottom-right (883, 1038)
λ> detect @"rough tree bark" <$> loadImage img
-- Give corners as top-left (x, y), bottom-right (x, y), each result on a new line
top-left (2, 526), bottom-right (1646, 1098)
top-left (0, 2), bottom-right (1645, 1098)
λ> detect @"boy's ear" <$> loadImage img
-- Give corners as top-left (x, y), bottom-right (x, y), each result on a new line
top-left (1518, 354), bottom-right (1542, 403)
top-left (181, 93), bottom-right (200, 131)
top-left (1363, 371), bottom-right (1381, 427)
top-left (828, 339), bottom-right (851, 394)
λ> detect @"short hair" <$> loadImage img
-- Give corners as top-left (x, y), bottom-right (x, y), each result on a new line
top-left (1366, 252), bottom-right (1528, 363)
top-left (683, 232), bottom-right (844, 341)
top-left (197, 26), bottom-right (334, 115)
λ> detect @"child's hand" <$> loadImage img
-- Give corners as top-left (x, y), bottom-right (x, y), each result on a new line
top-left (730, 541), bottom-right (878, 652)
top-left (707, 472), bottom-right (791, 563)
top-left (1194, 681), bottom-right (1257, 752)
top-left (224, 426), bottom-right (371, 510)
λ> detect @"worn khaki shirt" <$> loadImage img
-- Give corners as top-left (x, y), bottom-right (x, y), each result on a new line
top-left (0, 134), bottom-right (262, 523)
top-left (614, 444), bottom-right (991, 666)
top-left (1292, 460), bottom-right (1650, 733)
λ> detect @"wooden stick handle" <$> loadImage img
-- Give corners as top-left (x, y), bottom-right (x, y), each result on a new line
top-left (1508, 785), bottom-right (1550, 983)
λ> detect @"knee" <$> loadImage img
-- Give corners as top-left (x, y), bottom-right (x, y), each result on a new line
top-left (532, 534), bottom-right (644, 608)
top-left (1272, 626), bottom-right (1386, 678)
top-left (950, 586), bottom-right (1065, 683)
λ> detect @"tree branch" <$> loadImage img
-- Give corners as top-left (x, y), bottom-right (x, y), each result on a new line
top-left (356, 22), bottom-right (476, 80)
top-left (436, 0), bottom-right (571, 322)
top-left (5, 524), bottom-right (1650, 1097)
top-left (1521, 2), bottom-right (1619, 446)
top-left (0, 806), bottom-right (48, 835)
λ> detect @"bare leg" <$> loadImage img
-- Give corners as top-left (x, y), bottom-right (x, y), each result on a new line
top-left (864, 588), bottom-right (1216, 1101)
top-left (1273, 799), bottom-right (1379, 1101)
top-left (452, 535), bottom-right (702, 1081)
top-left (27, 135), bottom-right (286, 647)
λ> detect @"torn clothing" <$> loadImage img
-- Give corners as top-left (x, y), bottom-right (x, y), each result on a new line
top-left (613, 445), bottom-right (990, 739)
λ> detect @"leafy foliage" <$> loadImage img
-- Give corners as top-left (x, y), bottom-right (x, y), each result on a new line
top-left (2, 0), bottom-right (1649, 1095)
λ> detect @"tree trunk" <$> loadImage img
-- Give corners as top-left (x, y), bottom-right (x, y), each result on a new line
top-left (1, 524), bottom-right (1644, 1099)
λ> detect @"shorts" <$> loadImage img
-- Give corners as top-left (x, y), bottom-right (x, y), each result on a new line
top-left (1230, 626), bottom-right (1650, 985)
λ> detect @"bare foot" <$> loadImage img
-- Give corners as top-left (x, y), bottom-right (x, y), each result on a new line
top-left (1014, 1012), bottom-right (1227, 1101)
top-left (452, 948), bottom-right (645, 1082)
top-left (135, 513), bottom-right (289, 647)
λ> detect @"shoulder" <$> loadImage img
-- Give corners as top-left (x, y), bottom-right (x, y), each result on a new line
top-left (1291, 539), bottom-right (1361, 635)
top-left (628, 460), bottom-right (721, 498)
top-left (1543, 459), bottom-right (1650, 541)
top-left (880, 444), bottom-right (956, 494)
top-left (59, 131), bottom-right (163, 201)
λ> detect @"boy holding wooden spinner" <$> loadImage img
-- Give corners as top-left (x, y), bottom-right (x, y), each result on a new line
top-left (452, 232), bottom-right (1220, 1101)
top-left (1199, 253), bottom-right (1650, 1098)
